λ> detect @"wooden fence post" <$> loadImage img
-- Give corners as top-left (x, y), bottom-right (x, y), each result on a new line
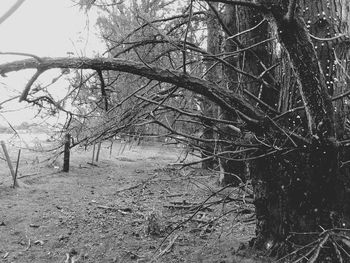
top-left (14, 149), bottom-right (21, 188)
top-left (109, 140), bottom-right (113, 158)
top-left (91, 143), bottom-right (96, 165)
top-left (95, 142), bottom-right (102, 162)
top-left (63, 134), bottom-right (71, 172)
top-left (1, 140), bottom-right (18, 187)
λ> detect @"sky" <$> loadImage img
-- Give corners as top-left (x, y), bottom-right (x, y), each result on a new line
top-left (0, 0), bottom-right (105, 126)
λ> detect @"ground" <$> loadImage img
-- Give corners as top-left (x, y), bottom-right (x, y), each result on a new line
top-left (0, 138), bottom-right (261, 263)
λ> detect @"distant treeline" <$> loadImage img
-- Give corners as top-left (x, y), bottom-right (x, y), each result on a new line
top-left (0, 122), bottom-right (50, 134)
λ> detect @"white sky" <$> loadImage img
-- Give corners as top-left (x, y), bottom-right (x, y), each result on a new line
top-left (0, 0), bottom-right (105, 126)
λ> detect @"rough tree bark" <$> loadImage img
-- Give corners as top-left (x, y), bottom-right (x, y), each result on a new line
top-left (245, 1), bottom-right (350, 260)
top-left (299, 0), bottom-right (350, 139)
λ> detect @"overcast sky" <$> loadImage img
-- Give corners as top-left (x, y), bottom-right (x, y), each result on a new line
top-left (0, 0), bottom-right (104, 126)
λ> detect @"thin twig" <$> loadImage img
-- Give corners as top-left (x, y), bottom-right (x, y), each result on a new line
top-left (152, 234), bottom-right (178, 262)
top-left (0, 0), bottom-right (26, 25)
top-left (114, 173), bottom-right (159, 193)
top-left (308, 233), bottom-right (330, 263)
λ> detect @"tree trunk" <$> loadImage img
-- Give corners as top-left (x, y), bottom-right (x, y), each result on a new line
top-left (299, 0), bottom-right (350, 140)
top-left (63, 133), bottom-right (71, 172)
top-left (249, 1), bottom-right (350, 260)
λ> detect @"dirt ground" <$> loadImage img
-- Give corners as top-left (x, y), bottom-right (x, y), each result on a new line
top-left (0, 140), bottom-right (259, 263)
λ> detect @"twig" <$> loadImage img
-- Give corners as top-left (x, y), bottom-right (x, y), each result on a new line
top-left (17, 172), bottom-right (39, 179)
top-left (308, 233), bottom-right (330, 263)
top-left (19, 69), bottom-right (45, 102)
top-left (276, 238), bottom-right (321, 262)
top-left (226, 18), bottom-right (267, 41)
top-left (166, 193), bottom-right (184, 198)
top-left (0, 51), bottom-right (41, 62)
top-left (114, 173), bottom-right (159, 193)
top-left (152, 234), bottom-right (178, 261)
top-left (152, 184), bottom-right (234, 259)
top-left (330, 238), bottom-right (344, 263)
top-left (115, 182), bottom-right (144, 193)
top-left (96, 205), bottom-right (130, 215)
top-left (24, 227), bottom-right (31, 252)
top-left (341, 160), bottom-right (350, 168)
top-left (244, 89), bottom-right (279, 114)
top-left (310, 33), bottom-right (346, 42)
top-left (0, 0), bottom-right (26, 25)
top-left (25, 238), bottom-right (31, 251)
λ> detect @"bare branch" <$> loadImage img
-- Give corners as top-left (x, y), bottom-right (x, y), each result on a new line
top-left (0, 52), bottom-right (42, 62)
top-left (0, 0), bottom-right (26, 25)
top-left (135, 94), bottom-right (241, 127)
top-left (226, 18), bottom-right (267, 42)
top-left (243, 89), bottom-right (279, 114)
top-left (0, 57), bottom-right (264, 127)
top-left (19, 69), bottom-right (45, 102)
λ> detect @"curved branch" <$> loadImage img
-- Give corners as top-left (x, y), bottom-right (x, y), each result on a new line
top-left (0, 56), bottom-right (264, 127)
top-left (19, 69), bottom-right (45, 102)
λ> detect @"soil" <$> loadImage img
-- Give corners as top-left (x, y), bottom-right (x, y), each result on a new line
top-left (0, 139), bottom-right (259, 263)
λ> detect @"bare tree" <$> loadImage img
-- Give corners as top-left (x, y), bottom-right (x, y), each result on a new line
top-left (1, 0), bottom-right (350, 261)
